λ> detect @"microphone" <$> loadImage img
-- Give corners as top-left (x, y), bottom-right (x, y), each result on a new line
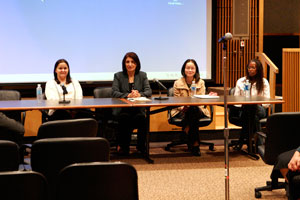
top-left (61, 84), bottom-right (68, 95)
top-left (153, 78), bottom-right (168, 100)
top-left (59, 84), bottom-right (70, 104)
top-left (153, 78), bottom-right (167, 90)
top-left (218, 32), bottom-right (233, 43)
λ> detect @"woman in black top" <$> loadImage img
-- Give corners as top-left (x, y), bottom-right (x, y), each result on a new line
top-left (112, 52), bottom-right (152, 155)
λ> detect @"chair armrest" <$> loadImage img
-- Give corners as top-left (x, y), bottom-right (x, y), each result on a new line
top-left (21, 111), bottom-right (26, 125)
top-left (256, 131), bottom-right (266, 139)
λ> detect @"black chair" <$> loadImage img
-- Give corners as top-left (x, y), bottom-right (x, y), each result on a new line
top-left (31, 137), bottom-right (110, 199)
top-left (37, 118), bottom-right (98, 139)
top-left (0, 90), bottom-right (25, 124)
top-left (287, 171), bottom-right (300, 200)
top-left (254, 112), bottom-right (300, 198)
top-left (57, 162), bottom-right (138, 200)
top-left (0, 140), bottom-right (19, 171)
top-left (0, 171), bottom-right (47, 200)
top-left (165, 87), bottom-right (214, 152)
top-left (0, 90), bottom-right (25, 145)
top-left (228, 87), bottom-right (272, 151)
top-left (93, 87), bottom-right (118, 143)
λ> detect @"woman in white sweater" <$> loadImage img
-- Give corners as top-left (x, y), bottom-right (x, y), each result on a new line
top-left (45, 59), bottom-right (85, 120)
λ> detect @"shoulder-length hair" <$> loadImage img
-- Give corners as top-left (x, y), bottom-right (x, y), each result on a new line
top-left (181, 59), bottom-right (200, 83)
top-left (122, 52), bottom-right (141, 75)
top-left (54, 59), bottom-right (72, 84)
top-left (246, 58), bottom-right (264, 94)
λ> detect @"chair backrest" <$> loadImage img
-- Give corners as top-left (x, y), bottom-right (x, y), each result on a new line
top-left (37, 118), bottom-right (98, 139)
top-left (94, 87), bottom-right (112, 98)
top-left (57, 162), bottom-right (138, 200)
top-left (31, 137), bottom-right (110, 199)
top-left (93, 87), bottom-right (117, 141)
top-left (0, 171), bottom-right (47, 200)
top-left (0, 90), bottom-right (23, 123)
top-left (262, 112), bottom-right (300, 165)
top-left (167, 87), bottom-right (214, 127)
top-left (0, 140), bottom-right (19, 171)
top-left (0, 90), bottom-right (21, 100)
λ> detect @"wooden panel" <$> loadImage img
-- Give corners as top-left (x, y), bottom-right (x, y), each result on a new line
top-left (282, 48), bottom-right (300, 112)
top-left (216, 0), bottom-right (259, 88)
top-left (24, 110), bottom-right (41, 137)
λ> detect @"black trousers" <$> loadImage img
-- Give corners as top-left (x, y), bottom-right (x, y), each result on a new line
top-left (177, 106), bottom-right (206, 147)
top-left (116, 108), bottom-right (147, 150)
top-left (230, 105), bottom-right (267, 143)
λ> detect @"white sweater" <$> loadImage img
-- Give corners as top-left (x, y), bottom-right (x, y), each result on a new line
top-left (45, 79), bottom-right (83, 115)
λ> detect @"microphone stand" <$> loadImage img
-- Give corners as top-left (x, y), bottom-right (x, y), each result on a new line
top-left (59, 86), bottom-right (70, 104)
top-left (154, 84), bottom-right (168, 100)
top-left (222, 41), bottom-right (230, 200)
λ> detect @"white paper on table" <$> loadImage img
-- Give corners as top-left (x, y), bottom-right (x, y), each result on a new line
top-left (127, 97), bottom-right (152, 102)
top-left (193, 95), bottom-right (220, 99)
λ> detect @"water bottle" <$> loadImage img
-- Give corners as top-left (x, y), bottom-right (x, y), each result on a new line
top-left (36, 84), bottom-right (43, 101)
top-left (190, 80), bottom-right (197, 97)
top-left (244, 79), bottom-right (250, 98)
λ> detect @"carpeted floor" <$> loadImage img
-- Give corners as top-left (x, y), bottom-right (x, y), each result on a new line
top-left (111, 142), bottom-right (287, 200)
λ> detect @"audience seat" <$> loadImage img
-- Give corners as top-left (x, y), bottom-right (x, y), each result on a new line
top-left (37, 118), bottom-right (98, 139)
top-left (254, 112), bottom-right (300, 198)
top-left (0, 171), bottom-right (47, 200)
top-left (57, 162), bottom-right (138, 200)
top-left (31, 137), bottom-right (110, 199)
top-left (0, 140), bottom-right (19, 171)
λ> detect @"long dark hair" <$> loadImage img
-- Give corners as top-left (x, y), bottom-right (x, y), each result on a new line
top-left (122, 52), bottom-right (141, 75)
top-left (246, 59), bottom-right (264, 94)
top-left (54, 59), bottom-right (72, 84)
top-left (181, 59), bottom-right (200, 83)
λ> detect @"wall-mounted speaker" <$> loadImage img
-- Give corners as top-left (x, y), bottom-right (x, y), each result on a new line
top-left (233, 0), bottom-right (249, 39)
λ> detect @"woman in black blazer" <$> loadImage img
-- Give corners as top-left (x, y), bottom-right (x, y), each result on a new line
top-left (112, 52), bottom-right (152, 155)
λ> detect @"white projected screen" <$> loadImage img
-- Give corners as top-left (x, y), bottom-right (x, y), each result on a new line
top-left (0, 0), bottom-right (212, 83)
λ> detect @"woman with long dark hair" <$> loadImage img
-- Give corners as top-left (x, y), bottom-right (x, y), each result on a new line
top-left (45, 59), bottom-right (84, 120)
top-left (232, 58), bottom-right (270, 148)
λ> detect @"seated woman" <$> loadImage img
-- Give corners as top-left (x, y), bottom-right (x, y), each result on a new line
top-left (111, 52), bottom-right (152, 156)
top-left (45, 59), bottom-right (88, 120)
top-left (232, 59), bottom-right (270, 148)
top-left (170, 59), bottom-right (215, 156)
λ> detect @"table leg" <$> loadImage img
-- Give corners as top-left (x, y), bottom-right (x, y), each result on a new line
top-left (145, 108), bottom-right (154, 164)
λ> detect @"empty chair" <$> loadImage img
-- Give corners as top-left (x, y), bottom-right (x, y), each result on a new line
top-left (37, 118), bottom-right (98, 139)
top-left (0, 90), bottom-right (23, 123)
top-left (31, 137), bottom-right (110, 200)
top-left (0, 90), bottom-right (25, 146)
top-left (57, 162), bottom-right (138, 200)
top-left (93, 87), bottom-right (118, 143)
top-left (0, 140), bottom-right (19, 171)
top-left (0, 171), bottom-right (47, 200)
top-left (254, 112), bottom-right (300, 198)
top-left (165, 87), bottom-right (214, 152)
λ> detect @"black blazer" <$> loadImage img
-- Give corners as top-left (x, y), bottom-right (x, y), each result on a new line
top-left (111, 71), bottom-right (152, 116)
top-left (111, 71), bottom-right (152, 98)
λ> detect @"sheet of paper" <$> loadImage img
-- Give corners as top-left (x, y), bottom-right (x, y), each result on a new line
top-left (127, 97), bottom-right (152, 102)
top-left (193, 95), bottom-right (220, 99)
